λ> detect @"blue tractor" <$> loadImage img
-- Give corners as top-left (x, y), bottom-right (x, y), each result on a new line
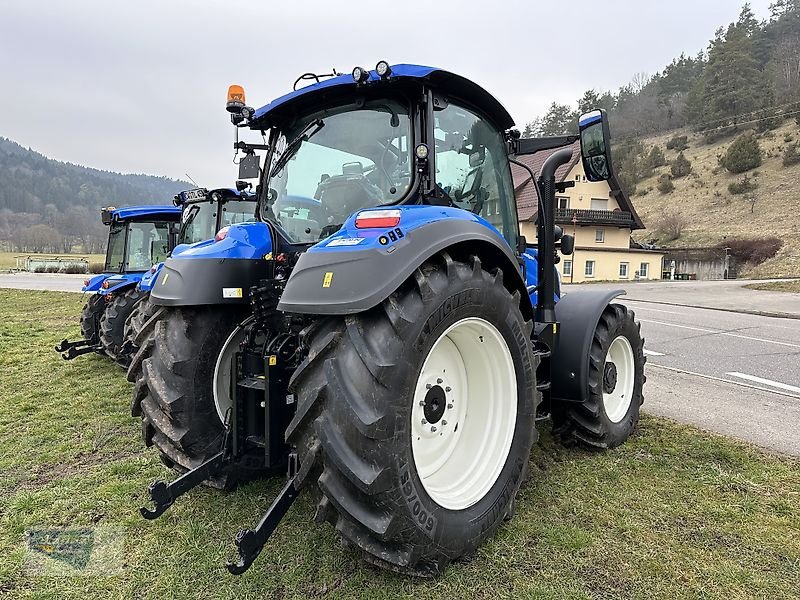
top-left (123, 185), bottom-right (258, 367)
top-left (133, 63), bottom-right (646, 576)
top-left (55, 205), bottom-right (181, 365)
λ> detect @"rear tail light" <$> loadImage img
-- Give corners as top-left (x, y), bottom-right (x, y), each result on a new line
top-left (215, 226), bottom-right (230, 241)
top-left (101, 280), bottom-right (110, 289)
top-left (355, 209), bottom-right (401, 229)
top-left (83, 279), bottom-right (90, 287)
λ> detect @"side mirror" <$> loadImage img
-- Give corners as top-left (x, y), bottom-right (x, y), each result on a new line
top-left (578, 109), bottom-right (613, 182)
top-left (560, 234), bottom-right (575, 256)
top-left (238, 153), bottom-right (261, 179)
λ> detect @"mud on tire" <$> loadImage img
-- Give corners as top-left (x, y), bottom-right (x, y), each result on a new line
top-left (80, 293), bottom-right (107, 353)
top-left (287, 252), bottom-right (538, 576)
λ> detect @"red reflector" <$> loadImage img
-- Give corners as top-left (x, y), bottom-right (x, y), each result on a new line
top-left (83, 279), bottom-right (90, 287)
top-left (101, 280), bottom-right (110, 289)
top-left (355, 210), bottom-right (401, 229)
top-left (215, 226), bottom-right (230, 241)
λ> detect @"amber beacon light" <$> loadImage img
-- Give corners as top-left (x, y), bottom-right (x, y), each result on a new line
top-left (226, 85), bottom-right (246, 113)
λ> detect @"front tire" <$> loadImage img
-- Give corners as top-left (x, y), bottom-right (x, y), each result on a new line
top-left (99, 288), bottom-right (145, 367)
top-left (287, 253), bottom-right (538, 576)
top-left (552, 303), bottom-right (645, 448)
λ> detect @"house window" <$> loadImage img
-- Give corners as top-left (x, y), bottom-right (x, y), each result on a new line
top-left (590, 198), bottom-right (608, 210)
top-left (585, 260), bottom-right (595, 277)
top-left (563, 260), bottom-right (572, 276)
top-left (619, 262), bottom-right (629, 278)
top-left (639, 262), bottom-right (649, 278)
top-left (595, 229), bottom-right (605, 243)
top-left (575, 174), bottom-right (580, 181)
top-left (557, 197), bottom-right (570, 209)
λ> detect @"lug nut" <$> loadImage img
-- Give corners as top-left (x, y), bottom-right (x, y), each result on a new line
top-left (436, 378), bottom-right (443, 384)
top-left (422, 419), bottom-right (427, 425)
top-left (442, 420), bottom-right (447, 426)
top-left (426, 383), bottom-right (432, 390)
top-left (419, 400), bottom-right (425, 406)
top-left (431, 426), bottom-right (437, 432)
top-left (445, 386), bottom-right (451, 392)
top-left (447, 403), bottom-right (453, 409)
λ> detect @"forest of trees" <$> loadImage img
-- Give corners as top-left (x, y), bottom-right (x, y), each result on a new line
top-left (0, 137), bottom-right (188, 254)
top-left (524, 2), bottom-right (800, 148)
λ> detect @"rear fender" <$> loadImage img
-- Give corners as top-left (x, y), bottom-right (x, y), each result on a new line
top-left (150, 222), bottom-right (273, 306)
top-left (82, 273), bottom-right (110, 293)
top-left (551, 289), bottom-right (625, 403)
top-left (277, 205), bottom-right (531, 318)
top-left (97, 274), bottom-right (142, 296)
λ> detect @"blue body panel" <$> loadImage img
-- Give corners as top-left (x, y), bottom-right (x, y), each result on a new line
top-left (110, 206), bottom-right (182, 221)
top-left (169, 221), bottom-right (273, 260)
top-left (253, 64), bottom-right (439, 122)
top-left (81, 272), bottom-right (143, 296)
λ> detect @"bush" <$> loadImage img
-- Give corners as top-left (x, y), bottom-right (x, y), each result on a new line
top-left (666, 135), bottom-right (689, 151)
top-left (720, 132), bottom-right (762, 173)
top-left (783, 143), bottom-right (800, 167)
top-left (728, 175), bottom-right (758, 195)
top-left (670, 152), bottom-right (692, 178)
top-left (656, 174), bottom-right (674, 194)
top-left (88, 262), bottom-right (105, 274)
top-left (656, 211), bottom-right (687, 242)
top-left (718, 237), bottom-right (783, 266)
top-left (647, 145), bottom-right (667, 169)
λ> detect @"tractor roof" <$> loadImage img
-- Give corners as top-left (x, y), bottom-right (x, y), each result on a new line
top-left (109, 205), bottom-right (182, 221)
top-left (251, 64), bottom-right (514, 131)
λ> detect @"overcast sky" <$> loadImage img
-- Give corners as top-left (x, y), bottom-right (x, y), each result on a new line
top-left (0, 0), bottom-right (773, 187)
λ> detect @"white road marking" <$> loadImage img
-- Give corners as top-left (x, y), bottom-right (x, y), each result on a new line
top-left (644, 349), bottom-right (665, 356)
top-left (639, 319), bottom-right (800, 349)
top-left (624, 305), bottom-right (682, 315)
top-left (647, 363), bottom-right (800, 400)
top-left (725, 372), bottom-right (800, 394)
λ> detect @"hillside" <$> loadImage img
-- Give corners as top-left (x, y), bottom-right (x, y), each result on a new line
top-left (630, 120), bottom-right (800, 277)
top-left (0, 137), bottom-right (189, 253)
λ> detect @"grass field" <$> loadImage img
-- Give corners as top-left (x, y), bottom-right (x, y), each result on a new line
top-left (0, 251), bottom-right (105, 270)
top-left (1, 289), bottom-right (799, 599)
top-left (744, 280), bottom-right (800, 293)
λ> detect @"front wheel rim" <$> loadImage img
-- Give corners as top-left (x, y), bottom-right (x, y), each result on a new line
top-left (411, 317), bottom-right (517, 511)
top-left (602, 335), bottom-right (635, 423)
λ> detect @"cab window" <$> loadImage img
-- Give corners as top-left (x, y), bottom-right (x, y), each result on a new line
top-left (433, 104), bottom-right (518, 245)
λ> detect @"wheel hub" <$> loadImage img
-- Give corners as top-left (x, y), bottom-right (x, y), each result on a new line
top-left (423, 385), bottom-right (447, 424)
top-left (603, 362), bottom-right (618, 394)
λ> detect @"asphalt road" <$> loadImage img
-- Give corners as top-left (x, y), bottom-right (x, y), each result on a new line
top-left (622, 298), bottom-right (800, 456)
top-left (2, 272), bottom-right (799, 454)
top-left (0, 273), bottom-right (86, 292)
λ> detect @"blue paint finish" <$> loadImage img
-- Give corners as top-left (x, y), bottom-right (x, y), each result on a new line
top-left (82, 273), bottom-right (143, 295)
top-left (82, 273), bottom-right (111, 292)
top-left (168, 222), bottom-right (273, 260)
top-left (253, 64), bottom-right (439, 122)
top-left (578, 111), bottom-right (603, 127)
top-left (138, 264), bottom-right (162, 293)
top-left (111, 206), bottom-right (182, 221)
top-left (308, 205), bottom-right (505, 254)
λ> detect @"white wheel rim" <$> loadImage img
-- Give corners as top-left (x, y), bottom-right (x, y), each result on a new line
top-left (411, 317), bottom-right (517, 511)
top-left (602, 335), bottom-right (635, 423)
top-left (213, 323), bottom-right (248, 423)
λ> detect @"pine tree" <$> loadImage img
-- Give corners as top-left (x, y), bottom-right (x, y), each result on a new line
top-left (670, 152), bottom-right (692, 178)
top-left (721, 131), bottom-right (763, 173)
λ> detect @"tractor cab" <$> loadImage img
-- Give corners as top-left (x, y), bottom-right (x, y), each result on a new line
top-left (173, 186), bottom-right (257, 248)
top-left (99, 206), bottom-right (182, 277)
top-left (231, 63), bottom-right (520, 250)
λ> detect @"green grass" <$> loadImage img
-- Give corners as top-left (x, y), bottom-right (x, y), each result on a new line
top-left (1, 289), bottom-right (800, 599)
top-left (744, 280), bottom-right (800, 293)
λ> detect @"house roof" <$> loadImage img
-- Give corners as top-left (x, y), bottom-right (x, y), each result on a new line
top-left (511, 141), bottom-right (645, 230)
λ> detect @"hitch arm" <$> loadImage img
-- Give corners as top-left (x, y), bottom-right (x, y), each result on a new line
top-left (226, 454), bottom-right (299, 575)
top-left (140, 450), bottom-right (227, 519)
top-left (55, 338), bottom-right (101, 360)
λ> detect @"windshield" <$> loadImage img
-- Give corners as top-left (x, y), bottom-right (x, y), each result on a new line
top-left (126, 221), bottom-right (171, 271)
top-left (180, 199), bottom-right (257, 245)
top-left (266, 100), bottom-right (412, 243)
top-left (104, 224), bottom-right (126, 272)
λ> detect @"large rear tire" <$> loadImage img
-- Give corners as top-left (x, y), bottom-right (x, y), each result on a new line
top-left (124, 295), bottom-right (162, 383)
top-left (552, 303), bottom-right (645, 448)
top-left (99, 288), bottom-right (145, 368)
top-left (287, 253), bottom-right (538, 576)
top-left (131, 306), bottom-right (262, 489)
top-left (79, 294), bottom-right (106, 354)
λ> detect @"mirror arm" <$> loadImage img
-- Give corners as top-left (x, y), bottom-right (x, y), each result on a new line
top-left (514, 135), bottom-right (579, 156)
